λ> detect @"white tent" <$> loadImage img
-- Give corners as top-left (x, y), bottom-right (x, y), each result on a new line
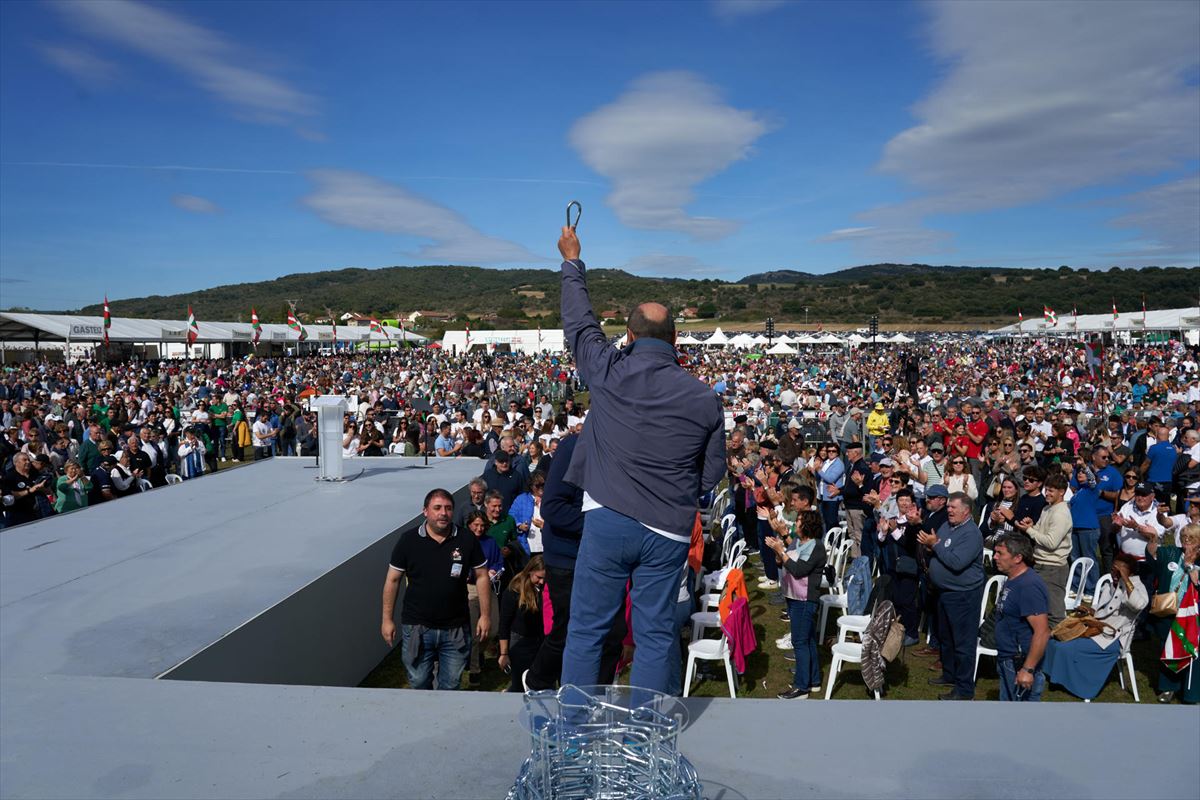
top-left (766, 341), bottom-right (798, 355)
top-left (706, 327), bottom-right (729, 346)
top-left (989, 306), bottom-right (1200, 336)
top-left (677, 332), bottom-right (701, 345)
top-left (728, 333), bottom-right (758, 349)
top-left (814, 333), bottom-right (844, 345)
top-left (793, 335), bottom-right (821, 345)
top-left (847, 333), bottom-right (869, 346)
top-left (888, 333), bottom-right (915, 343)
top-left (441, 328), bottom-right (565, 354)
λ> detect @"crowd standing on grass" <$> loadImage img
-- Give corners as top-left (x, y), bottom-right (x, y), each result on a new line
top-left (3, 309), bottom-right (1199, 704)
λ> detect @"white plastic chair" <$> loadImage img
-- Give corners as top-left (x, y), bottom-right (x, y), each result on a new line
top-left (693, 555), bottom-right (745, 638)
top-left (825, 615), bottom-right (882, 700)
top-left (982, 548), bottom-right (994, 570)
top-left (823, 525), bottom-right (845, 552)
top-left (1084, 574), bottom-right (1140, 703)
top-left (1064, 557), bottom-right (1095, 611)
top-left (165, 474), bottom-right (183, 485)
top-left (138, 478), bottom-right (153, 492)
top-left (703, 540), bottom-right (746, 593)
top-left (973, 574), bottom-right (1007, 681)
top-left (683, 633), bottom-right (737, 698)
top-left (817, 541), bottom-right (854, 642)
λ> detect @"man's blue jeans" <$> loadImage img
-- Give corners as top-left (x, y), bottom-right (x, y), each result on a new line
top-left (1071, 527), bottom-right (1101, 595)
top-left (787, 598), bottom-right (822, 692)
top-left (400, 624), bottom-right (470, 690)
top-left (563, 507), bottom-right (689, 694)
top-left (997, 656), bottom-right (1044, 702)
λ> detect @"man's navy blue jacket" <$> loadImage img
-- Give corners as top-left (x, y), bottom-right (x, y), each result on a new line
top-left (541, 433), bottom-right (584, 569)
top-left (560, 259), bottom-right (726, 536)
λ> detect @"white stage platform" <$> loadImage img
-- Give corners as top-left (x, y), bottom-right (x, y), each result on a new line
top-left (1, 457), bottom-right (1197, 799)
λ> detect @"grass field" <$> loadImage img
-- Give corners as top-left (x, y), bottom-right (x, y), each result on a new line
top-left (361, 549), bottom-right (1167, 703)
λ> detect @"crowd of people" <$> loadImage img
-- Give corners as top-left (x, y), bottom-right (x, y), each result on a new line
top-left (3, 313), bottom-right (1199, 704)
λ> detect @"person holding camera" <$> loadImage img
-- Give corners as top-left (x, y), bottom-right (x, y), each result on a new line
top-left (1, 452), bottom-right (50, 527)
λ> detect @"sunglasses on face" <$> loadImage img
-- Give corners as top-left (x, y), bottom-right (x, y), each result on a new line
top-left (953, 460), bottom-right (965, 465)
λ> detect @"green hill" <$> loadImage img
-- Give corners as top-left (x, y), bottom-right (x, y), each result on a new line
top-left (66, 263), bottom-right (1195, 327)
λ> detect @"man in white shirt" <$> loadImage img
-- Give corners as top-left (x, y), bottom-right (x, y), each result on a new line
top-left (252, 416), bottom-right (276, 461)
top-left (472, 398), bottom-right (493, 427)
top-left (1112, 483), bottom-right (1166, 561)
top-left (1029, 407), bottom-right (1052, 454)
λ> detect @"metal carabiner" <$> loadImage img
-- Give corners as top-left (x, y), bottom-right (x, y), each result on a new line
top-left (566, 200), bottom-right (582, 230)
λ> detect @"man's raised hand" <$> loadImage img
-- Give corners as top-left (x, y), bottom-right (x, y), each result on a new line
top-left (558, 226), bottom-right (581, 261)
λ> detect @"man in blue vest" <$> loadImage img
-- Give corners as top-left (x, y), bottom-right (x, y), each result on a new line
top-left (557, 225), bottom-right (726, 695)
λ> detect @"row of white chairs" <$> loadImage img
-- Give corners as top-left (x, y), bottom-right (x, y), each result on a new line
top-left (136, 474), bottom-right (184, 492)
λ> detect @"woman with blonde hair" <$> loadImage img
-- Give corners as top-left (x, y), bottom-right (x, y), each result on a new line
top-left (498, 554), bottom-right (546, 692)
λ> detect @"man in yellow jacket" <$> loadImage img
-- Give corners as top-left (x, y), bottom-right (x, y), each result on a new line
top-left (866, 401), bottom-right (891, 454)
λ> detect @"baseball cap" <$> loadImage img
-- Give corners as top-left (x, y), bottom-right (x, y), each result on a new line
top-left (927, 485), bottom-right (949, 499)
top-left (1133, 482), bottom-right (1154, 497)
top-left (929, 441), bottom-right (944, 452)
top-left (879, 457), bottom-right (895, 468)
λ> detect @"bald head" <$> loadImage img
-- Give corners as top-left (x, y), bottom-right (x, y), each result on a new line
top-left (628, 302), bottom-right (675, 345)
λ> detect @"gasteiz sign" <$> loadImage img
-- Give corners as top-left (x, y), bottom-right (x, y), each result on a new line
top-left (69, 324), bottom-right (104, 337)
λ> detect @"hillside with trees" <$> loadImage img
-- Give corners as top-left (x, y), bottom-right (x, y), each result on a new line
top-left (65, 263), bottom-right (1195, 329)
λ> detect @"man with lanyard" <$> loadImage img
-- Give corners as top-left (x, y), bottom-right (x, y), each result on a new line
top-left (380, 488), bottom-right (491, 690)
top-left (992, 534), bottom-right (1051, 702)
top-left (918, 491), bottom-right (985, 701)
top-left (556, 224), bottom-right (725, 695)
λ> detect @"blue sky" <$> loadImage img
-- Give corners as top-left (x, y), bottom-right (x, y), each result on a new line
top-left (1, 0), bottom-right (1196, 311)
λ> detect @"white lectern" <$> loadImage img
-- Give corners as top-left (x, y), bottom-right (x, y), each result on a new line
top-left (309, 395), bottom-right (349, 481)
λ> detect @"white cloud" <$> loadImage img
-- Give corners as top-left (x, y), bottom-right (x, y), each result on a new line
top-left (620, 253), bottom-right (722, 277)
top-left (710, 0), bottom-right (788, 20)
top-left (569, 71), bottom-right (769, 240)
top-left (1106, 174), bottom-right (1200, 262)
top-left (51, 0), bottom-right (317, 129)
top-left (817, 217), bottom-right (951, 262)
top-left (831, 0), bottom-right (1199, 261)
top-left (38, 43), bottom-right (120, 87)
top-left (171, 193), bottom-right (220, 214)
top-left (301, 170), bottom-right (543, 264)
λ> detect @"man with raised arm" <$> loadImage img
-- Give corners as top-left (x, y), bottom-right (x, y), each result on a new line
top-left (556, 225), bottom-right (726, 694)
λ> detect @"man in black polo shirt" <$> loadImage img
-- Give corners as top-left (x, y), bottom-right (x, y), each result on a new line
top-left (380, 488), bottom-right (491, 690)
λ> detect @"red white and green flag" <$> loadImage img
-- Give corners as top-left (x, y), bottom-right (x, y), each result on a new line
top-left (369, 317), bottom-right (389, 339)
top-left (1111, 299), bottom-right (1118, 322)
top-left (1162, 584), bottom-right (1198, 674)
top-left (331, 314), bottom-right (338, 342)
top-left (465, 322), bottom-right (472, 351)
top-left (1142, 294), bottom-right (1147, 327)
top-left (1043, 305), bottom-right (1057, 327)
top-left (287, 310), bottom-right (307, 341)
top-left (251, 307), bottom-right (261, 346)
top-left (103, 295), bottom-right (111, 347)
top-left (187, 305), bottom-right (199, 345)
top-left (1018, 308), bottom-right (1024, 326)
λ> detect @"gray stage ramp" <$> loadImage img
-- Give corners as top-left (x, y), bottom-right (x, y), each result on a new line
top-left (2, 457), bottom-right (1198, 800)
